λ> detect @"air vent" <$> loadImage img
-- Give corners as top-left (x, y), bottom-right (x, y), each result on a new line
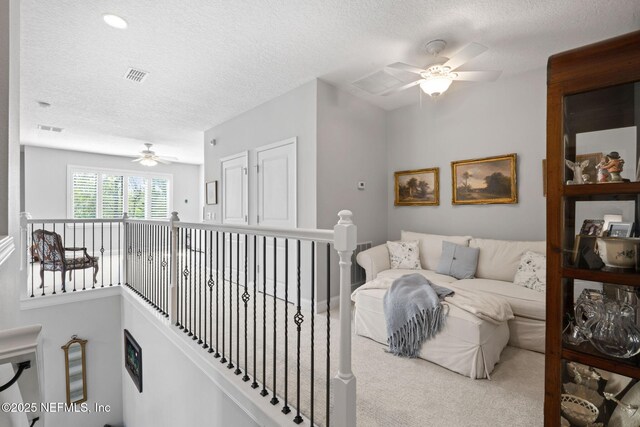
top-left (352, 70), bottom-right (403, 95)
top-left (37, 124), bottom-right (63, 133)
top-left (123, 67), bottom-right (149, 83)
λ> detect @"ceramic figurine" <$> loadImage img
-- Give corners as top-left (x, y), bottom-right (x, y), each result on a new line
top-left (597, 151), bottom-right (625, 182)
top-left (565, 159), bottom-right (590, 184)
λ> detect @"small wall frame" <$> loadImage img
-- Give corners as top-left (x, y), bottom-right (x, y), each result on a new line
top-left (206, 180), bottom-right (218, 205)
top-left (61, 336), bottom-right (88, 405)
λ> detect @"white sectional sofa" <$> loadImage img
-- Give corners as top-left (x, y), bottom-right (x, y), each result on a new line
top-left (353, 231), bottom-right (545, 378)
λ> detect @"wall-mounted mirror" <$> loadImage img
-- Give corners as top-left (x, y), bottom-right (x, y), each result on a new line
top-left (61, 336), bottom-right (87, 405)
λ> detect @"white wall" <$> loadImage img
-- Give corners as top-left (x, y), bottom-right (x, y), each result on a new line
top-left (386, 68), bottom-right (547, 241)
top-left (23, 146), bottom-right (202, 222)
top-left (121, 296), bottom-right (258, 427)
top-left (19, 294), bottom-right (124, 427)
top-left (316, 80), bottom-right (387, 300)
top-left (203, 80), bottom-right (318, 228)
top-left (0, 0), bottom-right (21, 330)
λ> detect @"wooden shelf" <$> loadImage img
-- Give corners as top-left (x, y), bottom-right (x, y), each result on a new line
top-left (563, 267), bottom-right (640, 287)
top-left (562, 348), bottom-right (640, 378)
top-left (563, 182), bottom-right (640, 200)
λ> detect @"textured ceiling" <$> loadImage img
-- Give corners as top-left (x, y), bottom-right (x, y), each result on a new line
top-left (20, 0), bottom-right (640, 164)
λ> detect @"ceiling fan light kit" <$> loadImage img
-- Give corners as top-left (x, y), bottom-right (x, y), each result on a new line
top-left (132, 143), bottom-right (172, 167)
top-left (139, 158), bottom-right (158, 167)
top-left (381, 39), bottom-right (501, 98)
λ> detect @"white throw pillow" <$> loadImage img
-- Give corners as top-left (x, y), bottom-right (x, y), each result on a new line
top-left (386, 241), bottom-right (421, 270)
top-left (513, 251), bottom-right (546, 292)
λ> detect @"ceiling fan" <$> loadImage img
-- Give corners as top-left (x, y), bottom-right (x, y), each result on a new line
top-left (382, 40), bottom-right (502, 97)
top-left (131, 143), bottom-right (173, 167)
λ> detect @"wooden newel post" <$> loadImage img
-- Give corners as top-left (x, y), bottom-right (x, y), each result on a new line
top-left (169, 211), bottom-right (180, 324)
top-left (332, 209), bottom-right (357, 427)
top-left (122, 212), bottom-right (129, 286)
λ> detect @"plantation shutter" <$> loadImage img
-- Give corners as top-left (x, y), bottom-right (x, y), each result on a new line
top-left (150, 178), bottom-right (169, 219)
top-left (72, 172), bottom-right (98, 219)
top-left (102, 174), bottom-right (124, 219)
top-left (128, 176), bottom-right (148, 219)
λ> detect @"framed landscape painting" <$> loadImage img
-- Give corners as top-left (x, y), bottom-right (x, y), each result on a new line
top-left (451, 153), bottom-right (518, 205)
top-left (394, 167), bottom-right (439, 206)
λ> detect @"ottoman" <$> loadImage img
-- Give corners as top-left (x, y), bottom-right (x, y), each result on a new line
top-left (353, 288), bottom-right (510, 379)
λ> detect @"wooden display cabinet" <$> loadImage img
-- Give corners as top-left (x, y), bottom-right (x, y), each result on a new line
top-left (546, 31), bottom-right (640, 426)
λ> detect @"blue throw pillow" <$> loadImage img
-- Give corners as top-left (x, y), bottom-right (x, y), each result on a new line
top-left (435, 241), bottom-right (480, 279)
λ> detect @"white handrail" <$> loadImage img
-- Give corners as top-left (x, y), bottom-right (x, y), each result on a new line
top-left (175, 221), bottom-right (334, 244)
top-left (25, 218), bottom-right (124, 224)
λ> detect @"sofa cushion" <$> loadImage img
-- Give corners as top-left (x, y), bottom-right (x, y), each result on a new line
top-left (469, 238), bottom-right (546, 282)
top-left (401, 231), bottom-right (472, 271)
top-left (376, 269), bottom-right (457, 288)
top-left (450, 278), bottom-right (545, 321)
top-left (386, 240), bottom-right (421, 269)
top-left (436, 242), bottom-right (480, 279)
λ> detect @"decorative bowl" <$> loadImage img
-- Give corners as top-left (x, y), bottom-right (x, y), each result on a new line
top-left (561, 394), bottom-right (599, 426)
top-left (563, 382), bottom-right (604, 408)
top-left (596, 237), bottom-right (640, 269)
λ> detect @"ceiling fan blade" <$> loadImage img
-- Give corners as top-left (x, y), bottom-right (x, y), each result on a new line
top-left (443, 43), bottom-right (488, 71)
top-left (386, 62), bottom-right (426, 75)
top-left (380, 79), bottom-right (423, 96)
top-left (452, 70), bottom-right (502, 82)
top-left (155, 158), bottom-right (171, 165)
top-left (131, 158), bottom-right (143, 162)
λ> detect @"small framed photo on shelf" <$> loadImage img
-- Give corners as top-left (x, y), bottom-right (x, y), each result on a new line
top-left (607, 222), bottom-right (634, 238)
top-left (579, 219), bottom-right (604, 236)
top-left (206, 181), bottom-right (218, 205)
top-left (571, 235), bottom-right (603, 270)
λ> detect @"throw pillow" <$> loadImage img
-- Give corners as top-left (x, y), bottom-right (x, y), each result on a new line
top-left (435, 241), bottom-right (480, 279)
top-left (386, 241), bottom-right (421, 269)
top-left (514, 251), bottom-right (546, 292)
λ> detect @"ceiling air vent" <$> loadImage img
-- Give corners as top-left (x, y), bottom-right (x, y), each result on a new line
top-left (352, 70), bottom-right (403, 95)
top-left (37, 124), bottom-right (63, 133)
top-left (123, 67), bottom-right (149, 83)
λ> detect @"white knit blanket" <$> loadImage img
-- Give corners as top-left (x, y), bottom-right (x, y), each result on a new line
top-left (352, 277), bottom-right (514, 325)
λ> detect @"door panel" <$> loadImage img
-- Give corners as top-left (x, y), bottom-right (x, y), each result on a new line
top-left (256, 138), bottom-right (297, 302)
top-left (221, 152), bottom-right (248, 225)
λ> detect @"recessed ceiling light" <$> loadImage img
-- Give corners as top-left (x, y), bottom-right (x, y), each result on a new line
top-left (103, 14), bottom-right (128, 29)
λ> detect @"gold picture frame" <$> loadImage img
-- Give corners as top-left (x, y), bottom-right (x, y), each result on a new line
top-left (451, 153), bottom-right (518, 205)
top-left (394, 167), bottom-right (439, 206)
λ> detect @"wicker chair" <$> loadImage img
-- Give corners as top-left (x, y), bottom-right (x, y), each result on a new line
top-left (32, 229), bottom-right (99, 291)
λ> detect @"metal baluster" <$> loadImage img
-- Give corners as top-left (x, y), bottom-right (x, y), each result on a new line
top-left (126, 223), bottom-right (131, 287)
top-left (310, 241), bottom-right (315, 425)
top-left (82, 223), bottom-right (86, 291)
top-left (207, 230), bottom-right (214, 353)
top-left (109, 222), bottom-right (113, 286)
top-left (198, 229), bottom-right (203, 344)
top-left (282, 238), bottom-right (290, 414)
top-left (52, 223), bottom-right (57, 294)
top-left (214, 231), bottom-right (220, 358)
top-left (293, 239), bottom-right (304, 424)
top-left (202, 230), bottom-right (208, 348)
top-left (220, 232), bottom-right (227, 364)
top-left (40, 223), bottom-right (45, 296)
top-left (92, 222), bottom-right (96, 289)
top-left (177, 227), bottom-right (184, 329)
top-left (234, 233), bottom-right (241, 375)
top-left (118, 221), bottom-right (121, 286)
top-left (242, 233), bottom-right (250, 382)
top-left (270, 237), bottom-right (279, 405)
top-left (180, 228), bottom-right (187, 330)
top-left (30, 223), bottom-right (34, 298)
top-left (260, 236), bottom-right (268, 397)
top-left (326, 243), bottom-right (331, 427)
top-left (100, 223), bottom-right (105, 288)
top-left (251, 235), bottom-right (258, 389)
top-left (68, 222), bottom-right (73, 292)
top-left (188, 229), bottom-right (194, 337)
top-left (227, 233), bottom-right (235, 370)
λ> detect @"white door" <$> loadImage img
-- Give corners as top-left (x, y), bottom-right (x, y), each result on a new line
top-left (255, 138), bottom-right (297, 302)
top-left (221, 152), bottom-right (248, 225)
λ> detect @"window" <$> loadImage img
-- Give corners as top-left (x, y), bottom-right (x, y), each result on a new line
top-left (68, 166), bottom-right (172, 220)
